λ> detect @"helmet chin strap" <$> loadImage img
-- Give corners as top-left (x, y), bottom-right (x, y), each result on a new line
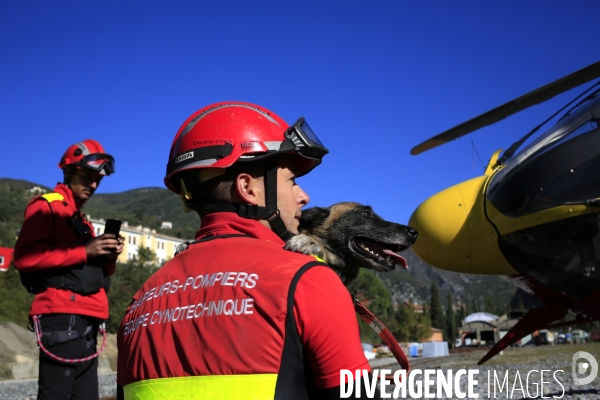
top-left (188, 162), bottom-right (294, 241)
top-left (261, 162), bottom-right (294, 241)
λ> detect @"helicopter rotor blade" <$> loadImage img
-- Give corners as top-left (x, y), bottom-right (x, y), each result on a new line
top-left (411, 60), bottom-right (600, 155)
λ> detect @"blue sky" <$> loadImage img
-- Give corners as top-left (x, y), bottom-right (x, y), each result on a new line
top-left (1, 1), bottom-right (598, 226)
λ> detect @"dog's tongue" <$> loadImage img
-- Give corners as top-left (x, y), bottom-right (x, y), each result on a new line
top-left (383, 249), bottom-right (408, 269)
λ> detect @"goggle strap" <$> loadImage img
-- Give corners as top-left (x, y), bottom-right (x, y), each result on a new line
top-left (166, 145), bottom-right (233, 175)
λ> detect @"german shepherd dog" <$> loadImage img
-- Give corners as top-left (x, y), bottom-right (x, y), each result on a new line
top-left (285, 202), bottom-right (418, 285)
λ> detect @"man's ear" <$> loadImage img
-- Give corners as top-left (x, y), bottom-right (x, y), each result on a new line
top-left (233, 173), bottom-right (264, 206)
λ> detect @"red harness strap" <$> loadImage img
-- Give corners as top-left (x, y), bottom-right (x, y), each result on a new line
top-left (354, 298), bottom-right (410, 374)
top-left (33, 315), bottom-right (107, 364)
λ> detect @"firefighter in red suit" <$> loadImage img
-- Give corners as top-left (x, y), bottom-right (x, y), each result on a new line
top-left (117, 102), bottom-right (380, 399)
top-left (14, 139), bottom-right (124, 400)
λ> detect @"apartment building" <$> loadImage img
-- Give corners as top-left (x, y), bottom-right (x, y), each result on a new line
top-left (89, 217), bottom-right (189, 265)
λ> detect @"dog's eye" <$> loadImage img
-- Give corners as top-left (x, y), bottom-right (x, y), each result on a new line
top-left (362, 210), bottom-right (373, 218)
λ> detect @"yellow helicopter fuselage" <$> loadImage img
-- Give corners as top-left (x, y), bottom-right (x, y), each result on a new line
top-left (409, 149), bottom-right (600, 277)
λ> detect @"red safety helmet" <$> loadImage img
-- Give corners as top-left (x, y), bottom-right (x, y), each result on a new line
top-left (58, 139), bottom-right (115, 176)
top-left (164, 101), bottom-right (328, 194)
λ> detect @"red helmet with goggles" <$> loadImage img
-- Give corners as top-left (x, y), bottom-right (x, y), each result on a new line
top-left (58, 139), bottom-right (115, 176)
top-left (164, 101), bottom-right (328, 194)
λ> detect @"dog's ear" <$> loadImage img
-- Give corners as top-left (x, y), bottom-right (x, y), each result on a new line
top-left (299, 206), bottom-right (331, 233)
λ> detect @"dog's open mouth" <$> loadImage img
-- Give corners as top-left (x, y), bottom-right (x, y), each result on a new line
top-left (350, 236), bottom-right (408, 270)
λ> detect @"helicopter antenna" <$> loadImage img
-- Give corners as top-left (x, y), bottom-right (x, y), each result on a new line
top-left (470, 140), bottom-right (485, 170)
top-left (497, 80), bottom-right (600, 164)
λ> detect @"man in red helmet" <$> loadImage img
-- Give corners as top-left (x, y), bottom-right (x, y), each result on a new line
top-left (15, 139), bottom-right (124, 400)
top-left (117, 102), bottom-right (380, 399)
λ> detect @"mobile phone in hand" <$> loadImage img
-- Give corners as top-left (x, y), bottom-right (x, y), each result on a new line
top-left (104, 219), bottom-right (122, 236)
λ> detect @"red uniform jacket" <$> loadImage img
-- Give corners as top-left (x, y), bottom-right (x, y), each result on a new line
top-left (14, 183), bottom-right (114, 319)
top-left (117, 213), bottom-right (369, 391)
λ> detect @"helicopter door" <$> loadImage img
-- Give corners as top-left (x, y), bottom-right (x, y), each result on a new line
top-left (490, 121), bottom-right (600, 301)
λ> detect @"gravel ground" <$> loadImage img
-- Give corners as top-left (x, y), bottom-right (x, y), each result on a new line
top-left (2, 364), bottom-right (595, 399)
top-left (372, 359), bottom-right (600, 399)
top-left (368, 344), bottom-right (600, 399)
top-left (0, 345), bottom-right (597, 399)
top-left (0, 372), bottom-right (117, 400)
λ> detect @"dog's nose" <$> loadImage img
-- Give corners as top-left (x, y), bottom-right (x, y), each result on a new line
top-left (407, 227), bottom-right (418, 240)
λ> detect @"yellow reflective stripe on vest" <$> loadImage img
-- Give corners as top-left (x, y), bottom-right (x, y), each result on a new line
top-left (124, 374), bottom-right (278, 400)
top-left (311, 255), bottom-right (325, 263)
top-left (41, 193), bottom-right (64, 203)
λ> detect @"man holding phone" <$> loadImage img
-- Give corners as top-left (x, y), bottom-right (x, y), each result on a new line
top-left (104, 219), bottom-right (122, 237)
top-left (15, 139), bottom-right (124, 400)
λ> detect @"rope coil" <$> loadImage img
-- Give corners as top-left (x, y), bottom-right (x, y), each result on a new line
top-left (32, 315), bottom-right (107, 363)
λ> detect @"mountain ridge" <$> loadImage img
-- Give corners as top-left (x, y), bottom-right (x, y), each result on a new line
top-left (0, 177), bottom-right (516, 308)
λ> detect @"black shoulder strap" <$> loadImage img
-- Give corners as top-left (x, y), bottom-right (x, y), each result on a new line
top-left (274, 260), bottom-right (326, 400)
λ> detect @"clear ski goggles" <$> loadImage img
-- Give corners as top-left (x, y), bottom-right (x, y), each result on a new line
top-left (283, 117), bottom-right (329, 161)
top-left (77, 153), bottom-right (115, 175)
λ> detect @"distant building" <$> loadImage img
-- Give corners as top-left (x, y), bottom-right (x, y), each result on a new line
top-left (28, 186), bottom-right (46, 195)
top-left (458, 311), bottom-right (524, 347)
top-left (422, 327), bottom-right (444, 342)
top-left (0, 247), bottom-right (14, 272)
top-left (453, 301), bottom-right (464, 312)
top-left (88, 217), bottom-right (190, 265)
top-left (404, 301), bottom-right (425, 314)
top-left (160, 221), bottom-right (173, 229)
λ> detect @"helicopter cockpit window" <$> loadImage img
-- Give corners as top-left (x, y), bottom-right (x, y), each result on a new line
top-left (487, 113), bottom-right (600, 218)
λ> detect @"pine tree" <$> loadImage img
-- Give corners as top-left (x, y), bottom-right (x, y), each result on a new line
top-left (422, 303), bottom-right (431, 325)
top-left (445, 292), bottom-right (457, 347)
top-left (465, 300), bottom-right (473, 317)
top-left (471, 298), bottom-right (479, 314)
top-left (483, 296), bottom-right (496, 315)
top-left (394, 303), bottom-right (433, 343)
top-left (348, 269), bottom-right (394, 320)
top-left (456, 303), bottom-right (465, 327)
top-left (414, 311), bottom-right (432, 342)
top-left (429, 281), bottom-right (444, 330)
top-left (347, 269), bottom-right (396, 344)
top-left (394, 303), bottom-right (416, 343)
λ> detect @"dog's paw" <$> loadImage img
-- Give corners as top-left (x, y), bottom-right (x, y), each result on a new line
top-left (284, 234), bottom-right (325, 259)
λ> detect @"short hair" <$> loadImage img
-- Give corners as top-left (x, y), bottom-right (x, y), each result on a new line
top-left (177, 161), bottom-right (266, 217)
top-left (62, 166), bottom-right (77, 185)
